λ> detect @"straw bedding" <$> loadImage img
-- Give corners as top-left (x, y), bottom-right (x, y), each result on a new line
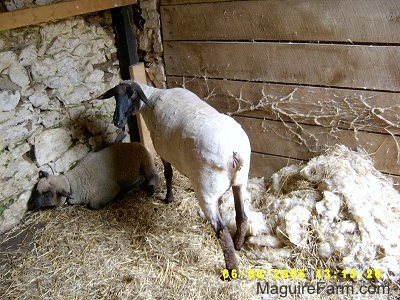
top-left (0, 153), bottom-right (399, 299)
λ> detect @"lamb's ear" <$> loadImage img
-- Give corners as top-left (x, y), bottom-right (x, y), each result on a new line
top-left (39, 170), bottom-right (49, 178)
top-left (98, 88), bottom-right (115, 99)
top-left (128, 84), bottom-right (153, 108)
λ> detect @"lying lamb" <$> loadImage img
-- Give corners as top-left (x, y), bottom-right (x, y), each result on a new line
top-left (28, 142), bottom-right (159, 210)
top-left (98, 81), bottom-right (251, 276)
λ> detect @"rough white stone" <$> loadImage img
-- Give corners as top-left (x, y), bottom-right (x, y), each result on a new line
top-left (0, 90), bottom-right (20, 112)
top-left (72, 43), bottom-right (91, 57)
top-left (41, 110), bottom-right (64, 128)
top-left (46, 76), bottom-right (72, 89)
top-left (0, 51), bottom-right (17, 73)
top-left (53, 143), bottom-right (89, 173)
top-left (140, 0), bottom-right (157, 11)
top-left (31, 57), bottom-right (57, 80)
top-left (153, 30), bottom-right (163, 53)
top-left (0, 190), bottom-right (31, 234)
top-left (85, 69), bottom-right (104, 83)
top-left (0, 75), bottom-right (20, 91)
top-left (9, 143), bottom-right (31, 160)
top-left (34, 128), bottom-right (72, 165)
top-left (19, 44), bottom-right (38, 66)
top-left (0, 115), bottom-right (40, 149)
top-left (35, 0), bottom-right (57, 6)
top-left (1, 160), bottom-right (37, 200)
top-left (56, 55), bottom-right (78, 74)
top-left (29, 89), bottom-right (50, 108)
top-left (0, 111), bottom-right (15, 124)
top-left (62, 84), bottom-right (91, 105)
top-left (144, 11), bottom-right (160, 29)
top-left (9, 63), bottom-right (30, 88)
top-left (20, 86), bottom-right (35, 98)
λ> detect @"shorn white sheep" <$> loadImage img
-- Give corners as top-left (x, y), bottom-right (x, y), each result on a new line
top-left (98, 81), bottom-right (251, 276)
top-left (28, 143), bottom-right (159, 210)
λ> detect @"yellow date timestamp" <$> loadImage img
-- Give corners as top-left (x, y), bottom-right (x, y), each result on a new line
top-left (221, 268), bottom-right (382, 281)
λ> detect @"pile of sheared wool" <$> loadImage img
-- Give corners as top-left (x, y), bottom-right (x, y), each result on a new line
top-left (216, 145), bottom-right (400, 281)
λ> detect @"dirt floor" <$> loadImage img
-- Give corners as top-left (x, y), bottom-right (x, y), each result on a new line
top-left (0, 163), bottom-right (399, 299)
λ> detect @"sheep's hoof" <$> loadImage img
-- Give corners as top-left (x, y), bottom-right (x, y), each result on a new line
top-left (220, 269), bottom-right (239, 281)
top-left (163, 194), bottom-right (174, 204)
top-left (146, 185), bottom-right (156, 196)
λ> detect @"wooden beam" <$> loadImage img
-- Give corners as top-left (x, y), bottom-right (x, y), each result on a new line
top-left (129, 63), bottom-right (157, 156)
top-left (0, 0), bottom-right (137, 31)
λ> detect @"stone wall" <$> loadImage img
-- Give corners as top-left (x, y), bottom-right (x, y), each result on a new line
top-left (0, 12), bottom-right (123, 233)
top-left (137, 0), bottom-right (166, 89)
top-left (4, 0), bottom-right (69, 11)
top-left (0, 0), bottom-right (166, 233)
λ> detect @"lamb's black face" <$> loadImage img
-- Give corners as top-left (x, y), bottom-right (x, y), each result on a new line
top-left (28, 182), bottom-right (59, 211)
top-left (27, 171), bottom-right (71, 211)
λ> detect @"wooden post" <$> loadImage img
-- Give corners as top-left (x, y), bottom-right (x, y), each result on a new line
top-left (129, 63), bottom-right (156, 155)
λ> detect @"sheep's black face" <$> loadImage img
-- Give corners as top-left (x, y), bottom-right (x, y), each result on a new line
top-left (98, 82), bottom-right (151, 129)
top-left (113, 89), bottom-right (135, 129)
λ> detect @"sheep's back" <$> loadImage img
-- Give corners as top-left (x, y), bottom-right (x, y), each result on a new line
top-left (75, 143), bottom-right (148, 185)
top-left (142, 88), bottom-right (251, 182)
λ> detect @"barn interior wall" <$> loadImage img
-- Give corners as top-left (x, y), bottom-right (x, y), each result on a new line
top-left (0, 1), bottom-right (125, 233)
top-left (160, 0), bottom-right (400, 189)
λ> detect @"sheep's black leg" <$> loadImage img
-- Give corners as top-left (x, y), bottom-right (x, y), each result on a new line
top-left (161, 158), bottom-right (174, 204)
top-left (212, 215), bottom-right (238, 280)
top-left (232, 185), bottom-right (248, 251)
top-left (199, 194), bottom-right (239, 280)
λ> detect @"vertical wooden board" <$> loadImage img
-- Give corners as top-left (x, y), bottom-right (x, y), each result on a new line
top-left (164, 42), bottom-right (400, 92)
top-left (129, 63), bottom-right (157, 156)
top-left (238, 117), bottom-right (400, 175)
top-left (161, 0), bottom-right (400, 43)
top-left (167, 76), bottom-right (400, 135)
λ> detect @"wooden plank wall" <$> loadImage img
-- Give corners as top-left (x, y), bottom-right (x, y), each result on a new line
top-left (160, 0), bottom-right (400, 187)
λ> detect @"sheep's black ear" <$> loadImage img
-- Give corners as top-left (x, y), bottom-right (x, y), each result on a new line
top-left (39, 170), bottom-right (49, 178)
top-left (128, 84), bottom-right (153, 108)
top-left (98, 88), bottom-right (115, 99)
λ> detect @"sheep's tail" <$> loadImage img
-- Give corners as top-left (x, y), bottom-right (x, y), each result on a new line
top-left (229, 151), bottom-right (243, 184)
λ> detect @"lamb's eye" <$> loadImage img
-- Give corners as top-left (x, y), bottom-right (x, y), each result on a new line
top-left (43, 191), bottom-right (54, 199)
